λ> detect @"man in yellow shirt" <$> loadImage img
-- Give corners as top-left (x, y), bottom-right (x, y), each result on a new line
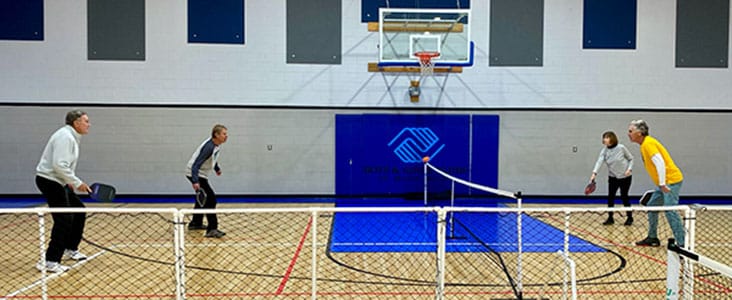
top-left (627, 120), bottom-right (685, 247)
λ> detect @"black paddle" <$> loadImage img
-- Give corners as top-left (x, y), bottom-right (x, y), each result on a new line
top-left (90, 183), bottom-right (116, 202)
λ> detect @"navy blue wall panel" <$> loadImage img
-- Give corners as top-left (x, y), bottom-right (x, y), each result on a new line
top-left (335, 114), bottom-right (499, 197)
top-left (583, 0), bottom-right (636, 49)
top-left (188, 0), bottom-right (244, 44)
top-left (0, 0), bottom-right (44, 41)
top-left (361, 0), bottom-right (470, 22)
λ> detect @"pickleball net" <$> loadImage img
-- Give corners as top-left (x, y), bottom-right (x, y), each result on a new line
top-left (422, 160), bottom-right (526, 298)
top-left (667, 239), bottom-right (732, 299)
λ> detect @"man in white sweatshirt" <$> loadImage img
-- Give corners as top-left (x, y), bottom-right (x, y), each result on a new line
top-left (35, 110), bottom-right (93, 273)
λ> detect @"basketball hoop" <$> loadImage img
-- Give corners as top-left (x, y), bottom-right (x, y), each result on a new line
top-left (415, 51), bottom-right (440, 76)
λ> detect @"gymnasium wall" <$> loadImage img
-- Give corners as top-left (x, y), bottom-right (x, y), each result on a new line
top-left (1, 106), bottom-right (729, 196)
top-left (1, 1), bottom-right (731, 196)
top-left (0, 0), bottom-right (730, 108)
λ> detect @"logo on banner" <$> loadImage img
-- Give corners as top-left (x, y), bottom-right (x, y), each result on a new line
top-left (387, 127), bottom-right (445, 163)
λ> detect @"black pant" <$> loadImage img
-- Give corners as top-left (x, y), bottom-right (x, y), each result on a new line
top-left (186, 176), bottom-right (218, 230)
top-left (607, 176), bottom-right (632, 217)
top-left (35, 176), bottom-right (86, 262)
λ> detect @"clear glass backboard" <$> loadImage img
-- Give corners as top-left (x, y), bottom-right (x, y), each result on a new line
top-left (378, 8), bottom-right (472, 66)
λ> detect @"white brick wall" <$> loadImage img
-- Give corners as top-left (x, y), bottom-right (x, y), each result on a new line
top-left (1, 107), bottom-right (730, 195)
top-left (1, 1), bottom-right (731, 195)
top-left (1, 0), bottom-right (730, 107)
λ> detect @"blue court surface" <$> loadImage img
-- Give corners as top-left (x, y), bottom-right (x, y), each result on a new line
top-left (330, 198), bottom-right (605, 254)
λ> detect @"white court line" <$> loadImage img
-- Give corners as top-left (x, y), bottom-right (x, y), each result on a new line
top-left (110, 241), bottom-right (572, 250)
top-left (4, 250), bottom-right (106, 299)
top-left (330, 242), bottom-right (568, 247)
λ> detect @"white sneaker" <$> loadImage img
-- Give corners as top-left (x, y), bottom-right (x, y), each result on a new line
top-left (36, 261), bottom-right (70, 273)
top-left (63, 249), bottom-right (87, 261)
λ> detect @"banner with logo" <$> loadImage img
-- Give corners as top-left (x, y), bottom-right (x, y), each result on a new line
top-left (335, 114), bottom-right (499, 197)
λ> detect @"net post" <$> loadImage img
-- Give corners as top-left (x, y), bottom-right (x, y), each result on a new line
top-left (561, 210), bottom-right (577, 299)
top-left (311, 210), bottom-right (318, 300)
top-left (435, 208), bottom-right (447, 300)
top-left (449, 181), bottom-right (455, 238)
top-left (667, 239), bottom-right (682, 300)
top-left (37, 211), bottom-right (48, 300)
top-left (684, 208), bottom-right (696, 297)
top-left (555, 250), bottom-right (578, 300)
top-left (563, 210), bottom-right (571, 254)
top-left (562, 210), bottom-right (571, 299)
top-left (515, 191), bottom-right (523, 298)
top-left (423, 160), bottom-right (428, 206)
top-left (174, 210), bottom-right (186, 300)
top-left (685, 207), bottom-right (696, 251)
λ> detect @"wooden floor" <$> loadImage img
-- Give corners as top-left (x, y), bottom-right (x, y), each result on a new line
top-left (2, 202), bottom-right (730, 299)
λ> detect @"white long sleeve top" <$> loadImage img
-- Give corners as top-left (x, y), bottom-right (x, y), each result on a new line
top-left (35, 125), bottom-right (84, 188)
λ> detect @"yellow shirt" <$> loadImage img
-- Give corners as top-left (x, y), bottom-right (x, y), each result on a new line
top-left (640, 136), bottom-right (683, 186)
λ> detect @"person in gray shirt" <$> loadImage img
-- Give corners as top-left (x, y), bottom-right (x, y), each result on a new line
top-left (589, 131), bottom-right (634, 226)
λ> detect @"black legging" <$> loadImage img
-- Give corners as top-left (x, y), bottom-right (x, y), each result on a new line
top-left (35, 176), bottom-right (86, 262)
top-left (187, 176), bottom-right (218, 230)
top-left (608, 176), bottom-right (632, 217)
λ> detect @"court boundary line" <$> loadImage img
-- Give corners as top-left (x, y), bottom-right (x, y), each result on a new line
top-left (5, 250), bottom-right (106, 299)
top-left (275, 215), bottom-right (312, 295)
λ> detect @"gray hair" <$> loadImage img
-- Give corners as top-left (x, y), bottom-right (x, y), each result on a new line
top-left (65, 110), bottom-right (87, 126)
top-left (211, 124), bottom-right (227, 138)
top-left (630, 119), bottom-right (649, 136)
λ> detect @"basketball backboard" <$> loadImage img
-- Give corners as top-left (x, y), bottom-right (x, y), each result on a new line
top-left (377, 8), bottom-right (472, 66)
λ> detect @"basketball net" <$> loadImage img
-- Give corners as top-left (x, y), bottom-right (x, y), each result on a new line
top-left (416, 51), bottom-right (440, 77)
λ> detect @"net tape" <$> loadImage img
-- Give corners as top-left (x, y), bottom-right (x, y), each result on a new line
top-left (425, 162), bottom-right (517, 199)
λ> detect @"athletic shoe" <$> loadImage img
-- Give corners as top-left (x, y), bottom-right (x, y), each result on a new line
top-left (63, 249), bottom-right (87, 261)
top-left (36, 261), bottom-right (70, 273)
top-left (188, 223), bottom-right (207, 230)
top-left (635, 237), bottom-right (660, 247)
top-left (204, 229), bottom-right (226, 238)
top-left (602, 217), bottom-right (614, 225)
top-left (624, 217), bottom-right (634, 226)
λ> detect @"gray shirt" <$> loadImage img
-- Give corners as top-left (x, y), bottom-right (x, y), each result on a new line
top-left (592, 144), bottom-right (633, 179)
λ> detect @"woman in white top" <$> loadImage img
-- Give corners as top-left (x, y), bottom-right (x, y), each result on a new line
top-left (589, 131), bottom-right (634, 226)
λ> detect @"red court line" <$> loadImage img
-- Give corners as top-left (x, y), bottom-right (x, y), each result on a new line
top-left (4, 293), bottom-right (176, 299)
top-left (0, 214), bottom-right (37, 231)
top-left (546, 214), bottom-right (732, 293)
top-left (275, 215), bottom-right (313, 295)
top-left (544, 214), bottom-right (665, 263)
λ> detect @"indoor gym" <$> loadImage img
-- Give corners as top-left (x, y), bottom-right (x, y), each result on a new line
top-left (2, 0), bottom-right (732, 299)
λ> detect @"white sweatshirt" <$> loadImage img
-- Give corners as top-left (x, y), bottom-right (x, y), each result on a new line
top-left (36, 125), bottom-right (84, 188)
